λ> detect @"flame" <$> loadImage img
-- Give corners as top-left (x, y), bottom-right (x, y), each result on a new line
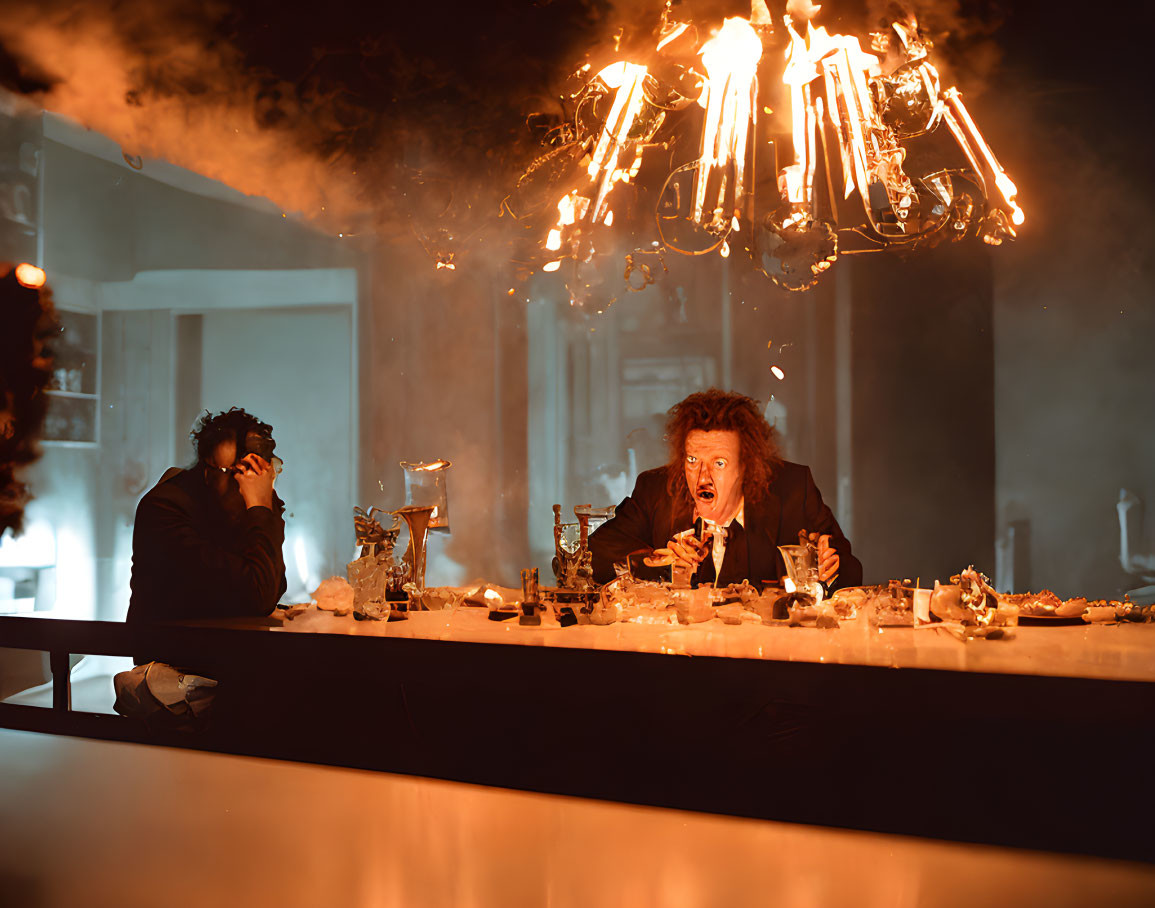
top-left (14, 263), bottom-right (46, 288)
top-left (657, 21), bottom-right (690, 51)
top-left (783, 22), bottom-right (884, 213)
top-left (942, 89), bottom-right (1025, 227)
top-left (780, 18), bottom-right (1023, 239)
top-left (694, 17), bottom-right (763, 228)
top-left (771, 365), bottom-right (785, 380)
top-left (404, 459), bottom-right (450, 472)
top-left (586, 62), bottom-right (651, 221)
top-left (525, 7), bottom-right (1022, 284)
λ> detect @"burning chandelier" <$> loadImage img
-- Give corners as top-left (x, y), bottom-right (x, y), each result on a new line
top-left (505, 2), bottom-right (1023, 293)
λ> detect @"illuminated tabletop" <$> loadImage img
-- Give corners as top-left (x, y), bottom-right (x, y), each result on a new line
top-left (271, 603), bottom-right (1155, 684)
top-left (2, 606), bottom-right (1153, 862)
top-left (2, 727), bottom-right (1152, 908)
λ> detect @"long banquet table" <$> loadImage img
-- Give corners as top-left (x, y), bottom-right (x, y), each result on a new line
top-left (281, 603), bottom-right (1155, 682)
top-left (1, 604), bottom-right (1153, 863)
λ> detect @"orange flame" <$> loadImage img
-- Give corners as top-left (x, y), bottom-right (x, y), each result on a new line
top-left (14, 263), bottom-right (46, 288)
top-left (780, 17), bottom-right (1023, 238)
top-left (694, 17), bottom-right (762, 227)
top-left (942, 89), bottom-right (1025, 227)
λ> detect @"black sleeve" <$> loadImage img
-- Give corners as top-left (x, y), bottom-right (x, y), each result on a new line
top-left (134, 492), bottom-right (287, 617)
top-left (799, 467), bottom-right (863, 590)
top-left (589, 476), bottom-right (661, 584)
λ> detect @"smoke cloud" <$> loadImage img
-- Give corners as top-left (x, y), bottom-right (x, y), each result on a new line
top-left (0, 0), bottom-right (612, 250)
top-left (0, 0), bottom-right (373, 226)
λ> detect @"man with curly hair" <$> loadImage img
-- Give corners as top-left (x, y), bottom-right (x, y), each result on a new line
top-left (126, 408), bottom-right (286, 625)
top-left (590, 389), bottom-right (861, 590)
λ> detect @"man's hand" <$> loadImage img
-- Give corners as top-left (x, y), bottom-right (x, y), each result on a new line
top-left (809, 532), bottom-right (840, 584)
top-left (234, 454), bottom-right (275, 510)
top-left (643, 527), bottom-right (713, 569)
top-left (668, 526), bottom-right (713, 569)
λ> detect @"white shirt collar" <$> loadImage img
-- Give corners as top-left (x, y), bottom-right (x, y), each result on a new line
top-left (697, 499), bottom-right (743, 578)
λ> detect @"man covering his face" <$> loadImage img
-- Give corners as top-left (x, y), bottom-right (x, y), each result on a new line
top-left (127, 408), bottom-right (287, 627)
top-left (589, 389), bottom-right (862, 590)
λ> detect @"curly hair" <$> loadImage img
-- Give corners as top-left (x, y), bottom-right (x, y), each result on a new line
top-left (0, 266), bottom-right (57, 536)
top-left (190, 407), bottom-right (275, 465)
top-left (664, 389), bottom-right (782, 506)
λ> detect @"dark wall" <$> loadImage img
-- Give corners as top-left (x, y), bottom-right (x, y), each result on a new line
top-left (986, 0), bottom-right (1155, 599)
top-left (991, 123), bottom-right (1155, 599)
top-left (850, 245), bottom-right (995, 585)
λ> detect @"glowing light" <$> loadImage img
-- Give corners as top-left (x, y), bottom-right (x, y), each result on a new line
top-left (293, 535), bottom-right (313, 592)
top-left (942, 89), bottom-right (1025, 228)
top-left (782, 22), bottom-right (882, 210)
top-left (656, 21), bottom-right (689, 51)
top-left (405, 460), bottom-right (450, 472)
top-left (783, 577), bottom-right (797, 593)
top-left (0, 519), bottom-right (56, 567)
top-left (693, 17), bottom-right (762, 226)
top-left (543, 260), bottom-right (562, 272)
top-left (779, 19), bottom-right (1023, 243)
top-left (14, 263), bottom-right (46, 289)
top-left (518, 7), bottom-right (1022, 286)
top-left (771, 365), bottom-right (785, 380)
top-left (587, 62), bottom-right (651, 220)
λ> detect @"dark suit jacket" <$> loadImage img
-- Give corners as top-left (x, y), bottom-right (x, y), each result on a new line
top-left (127, 466), bottom-right (287, 627)
top-left (589, 461), bottom-right (862, 590)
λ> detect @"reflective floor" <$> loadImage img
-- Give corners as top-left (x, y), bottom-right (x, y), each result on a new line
top-left (0, 729), bottom-right (1152, 907)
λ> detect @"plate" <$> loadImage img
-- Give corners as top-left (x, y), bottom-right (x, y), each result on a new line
top-left (1017, 614), bottom-right (1085, 626)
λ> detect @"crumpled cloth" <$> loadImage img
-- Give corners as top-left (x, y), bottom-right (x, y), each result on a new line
top-left (113, 662), bottom-right (218, 732)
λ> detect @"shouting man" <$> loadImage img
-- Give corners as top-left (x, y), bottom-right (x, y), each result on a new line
top-left (589, 389), bottom-right (861, 590)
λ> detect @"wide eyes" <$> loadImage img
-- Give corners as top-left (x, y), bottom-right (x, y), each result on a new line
top-left (686, 455), bottom-right (728, 469)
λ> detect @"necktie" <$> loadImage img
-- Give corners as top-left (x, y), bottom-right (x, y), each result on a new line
top-left (716, 521), bottom-right (748, 586)
top-left (694, 521), bottom-right (747, 586)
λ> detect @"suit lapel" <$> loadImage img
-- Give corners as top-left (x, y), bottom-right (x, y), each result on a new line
top-left (661, 493), bottom-right (696, 543)
top-left (746, 489), bottom-right (783, 586)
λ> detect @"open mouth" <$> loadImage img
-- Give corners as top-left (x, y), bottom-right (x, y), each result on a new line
top-left (696, 487), bottom-right (715, 502)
